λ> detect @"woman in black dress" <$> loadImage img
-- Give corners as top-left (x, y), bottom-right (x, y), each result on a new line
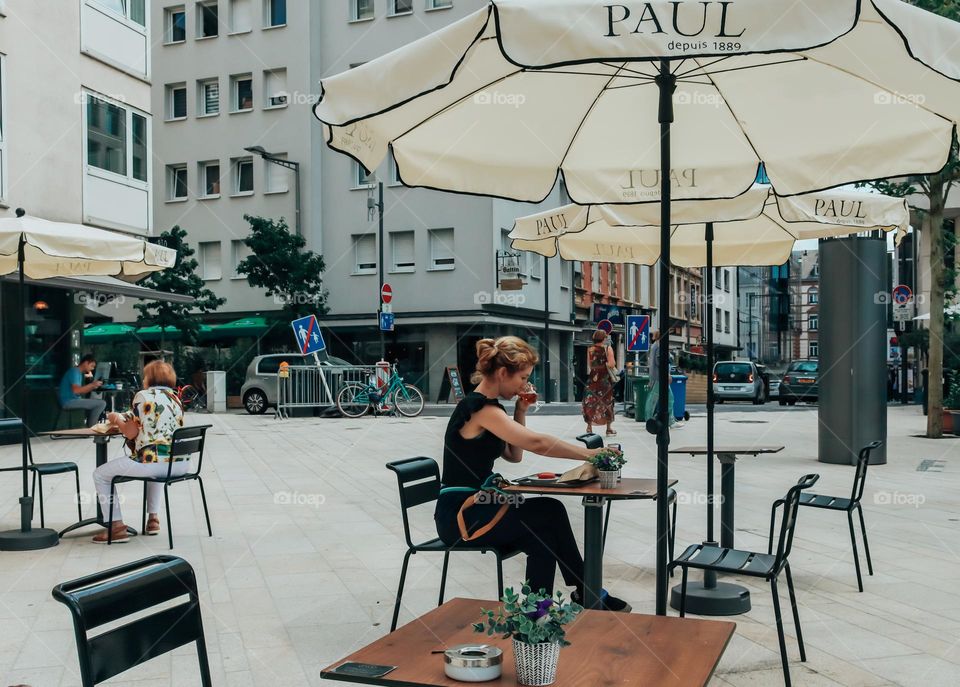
top-left (435, 336), bottom-right (631, 612)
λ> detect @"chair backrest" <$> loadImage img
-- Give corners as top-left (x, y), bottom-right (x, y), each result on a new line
top-left (167, 425), bottom-right (212, 478)
top-left (52, 555), bottom-right (211, 687)
top-left (851, 440), bottom-right (882, 503)
top-left (575, 433), bottom-right (604, 449)
top-left (772, 473), bottom-right (820, 569)
top-left (386, 457), bottom-right (441, 548)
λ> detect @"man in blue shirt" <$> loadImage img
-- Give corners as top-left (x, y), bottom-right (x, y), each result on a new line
top-left (58, 354), bottom-right (105, 427)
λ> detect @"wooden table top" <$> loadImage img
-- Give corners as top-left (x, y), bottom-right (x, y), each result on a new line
top-left (321, 598), bottom-right (735, 687)
top-left (38, 428), bottom-right (119, 438)
top-left (503, 477), bottom-right (676, 499)
top-left (669, 446), bottom-right (784, 456)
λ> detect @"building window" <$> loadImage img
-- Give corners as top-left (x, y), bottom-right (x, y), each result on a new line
top-left (723, 269), bottom-right (730, 292)
top-left (353, 234), bottom-right (377, 274)
top-left (166, 83), bottom-right (187, 120)
top-left (91, 0), bottom-right (146, 25)
top-left (715, 307), bottom-right (722, 332)
top-left (390, 0), bottom-right (412, 15)
top-left (429, 228), bottom-right (455, 270)
top-left (391, 231), bottom-right (415, 272)
top-left (197, 1), bottom-right (218, 37)
top-left (353, 160), bottom-right (375, 188)
top-left (351, 0), bottom-right (374, 21)
top-left (812, 263), bottom-right (820, 276)
top-left (561, 260), bottom-right (571, 289)
top-left (231, 239), bottom-right (252, 278)
top-left (232, 157), bottom-right (254, 194)
top-left (165, 6), bottom-right (186, 42)
top-left (199, 160), bottom-right (220, 196)
top-left (231, 74), bottom-right (253, 112)
top-left (264, 153), bottom-right (289, 193)
top-left (809, 342), bottom-right (819, 358)
top-left (264, 0), bottom-right (285, 26)
top-left (199, 241), bottom-right (223, 280)
top-left (167, 164), bottom-right (188, 200)
top-left (724, 310), bottom-right (730, 334)
top-left (198, 78), bottom-right (219, 116)
top-left (229, 0), bottom-right (252, 32)
top-left (389, 151), bottom-right (402, 185)
top-left (0, 54), bottom-right (6, 201)
top-left (809, 315), bottom-right (818, 331)
top-left (85, 93), bottom-right (149, 184)
top-left (264, 68), bottom-right (288, 108)
top-left (808, 289), bottom-right (819, 304)
top-left (427, 0), bottom-right (452, 8)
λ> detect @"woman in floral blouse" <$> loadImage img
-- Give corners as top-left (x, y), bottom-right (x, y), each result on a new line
top-left (92, 360), bottom-right (185, 543)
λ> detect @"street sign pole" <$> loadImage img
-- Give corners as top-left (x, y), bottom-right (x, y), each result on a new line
top-left (377, 181), bottom-right (385, 362)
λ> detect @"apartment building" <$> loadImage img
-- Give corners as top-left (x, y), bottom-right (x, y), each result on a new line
top-left (0, 0), bottom-right (153, 426)
top-left (794, 250), bottom-right (820, 360)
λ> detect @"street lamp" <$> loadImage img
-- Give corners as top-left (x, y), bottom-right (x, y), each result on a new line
top-left (367, 176), bottom-right (386, 362)
top-left (244, 146), bottom-right (301, 237)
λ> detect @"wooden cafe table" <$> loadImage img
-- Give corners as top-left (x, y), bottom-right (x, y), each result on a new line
top-left (502, 478), bottom-right (677, 611)
top-left (322, 598), bottom-right (735, 687)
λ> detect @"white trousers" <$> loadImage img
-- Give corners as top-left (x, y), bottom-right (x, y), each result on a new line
top-left (93, 454), bottom-right (189, 523)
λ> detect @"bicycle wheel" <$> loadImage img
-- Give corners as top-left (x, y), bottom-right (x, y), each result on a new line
top-left (337, 384), bottom-right (371, 418)
top-left (179, 385), bottom-right (199, 408)
top-left (392, 383), bottom-right (425, 417)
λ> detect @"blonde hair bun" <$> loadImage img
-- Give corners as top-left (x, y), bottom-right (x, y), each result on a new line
top-left (471, 336), bottom-right (540, 384)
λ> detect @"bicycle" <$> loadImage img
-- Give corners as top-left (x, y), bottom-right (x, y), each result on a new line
top-left (176, 384), bottom-right (207, 411)
top-left (336, 368), bottom-right (425, 418)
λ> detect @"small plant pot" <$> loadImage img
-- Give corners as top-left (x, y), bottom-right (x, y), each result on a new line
top-left (945, 409), bottom-right (959, 435)
top-left (599, 470), bottom-right (619, 489)
top-left (513, 639), bottom-right (561, 686)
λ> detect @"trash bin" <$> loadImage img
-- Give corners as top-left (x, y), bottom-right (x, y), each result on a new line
top-left (671, 374), bottom-right (689, 421)
top-left (632, 376), bottom-right (650, 422)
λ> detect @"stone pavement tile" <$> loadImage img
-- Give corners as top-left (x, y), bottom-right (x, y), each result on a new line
top-left (860, 653), bottom-right (960, 687)
top-left (237, 613), bottom-right (292, 650)
top-left (1, 665), bottom-right (64, 687)
top-left (265, 570), bottom-right (352, 600)
top-left (800, 617), bottom-right (918, 662)
top-left (718, 667), bottom-right (853, 686)
top-left (224, 565), bottom-right (267, 590)
top-left (218, 631), bottom-right (251, 673)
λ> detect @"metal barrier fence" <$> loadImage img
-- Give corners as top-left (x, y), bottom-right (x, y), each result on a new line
top-left (276, 364), bottom-right (380, 419)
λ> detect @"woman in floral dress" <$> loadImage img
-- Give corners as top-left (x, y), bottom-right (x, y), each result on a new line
top-left (91, 360), bottom-right (185, 543)
top-left (582, 330), bottom-right (617, 436)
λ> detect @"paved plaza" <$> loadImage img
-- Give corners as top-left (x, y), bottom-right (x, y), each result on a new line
top-left (0, 405), bottom-right (957, 686)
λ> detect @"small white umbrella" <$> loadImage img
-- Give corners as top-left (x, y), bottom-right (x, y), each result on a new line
top-left (0, 211), bottom-right (177, 551)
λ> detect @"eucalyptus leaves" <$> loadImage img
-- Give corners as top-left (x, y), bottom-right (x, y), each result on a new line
top-left (473, 584), bottom-right (583, 646)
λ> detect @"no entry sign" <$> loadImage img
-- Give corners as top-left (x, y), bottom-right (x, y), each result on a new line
top-left (381, 283), bottom-right (393, 304)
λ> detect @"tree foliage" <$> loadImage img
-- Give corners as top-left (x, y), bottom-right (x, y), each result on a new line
top-left (134, 225), bottom-right (226, 345)
top-left (237, 215), bottom-right (329, 321)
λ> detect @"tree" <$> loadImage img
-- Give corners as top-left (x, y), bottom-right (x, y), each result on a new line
top-left (237, 215), bottom-right (329, 321)
top-left (134, 226), bottom-right (226, 348)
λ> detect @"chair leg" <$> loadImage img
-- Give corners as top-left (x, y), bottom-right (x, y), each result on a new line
top-left (847, 510), bottom-right (864, 592)
top-left (856, 504), bottom-right (873, 576)
top-left (108, 481), bottom-right (117, 545)
top-left (601, 501), bottom-right (612, 555)
top-left (770, 577), bottom-right (792, 687)
top-left (37, 474), bottom-right (45, 528)
top-left (30, 471), bottom-right (37, 522)
top-left (679, 566), bottom-right (689, 618)
top-left (438, 551), bottom-right (450, 606)
top-left (142, 482), bottom-right (148, 534)
top-left (391, 549), bottom-right (413, 632)
top-left (197, 477), bottom-right (213, 537)
top-left (668, 497), bottom-right (677, 576)
top-left (496, 554), bottom-right (504, 598)
top-left (784, 563), bottom-right (806, 662)
top-left (73, 469), bottom-right (82, 522)
top-left (164, 484), bottom-right (174, 549)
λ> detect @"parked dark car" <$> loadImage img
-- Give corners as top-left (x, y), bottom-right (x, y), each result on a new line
top-left (779, 360), bottom-right (819, 405)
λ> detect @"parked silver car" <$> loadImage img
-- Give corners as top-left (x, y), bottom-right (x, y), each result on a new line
top-left (713, 360), bottom-right (766, 405)
top-left (241, 353), bottom-right (351, 414)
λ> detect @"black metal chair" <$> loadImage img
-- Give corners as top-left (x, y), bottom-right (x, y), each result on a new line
top-left (108, 425), bottom-right (213, 549)
top-left (672, 473), bottom-right (820, 687)
top-left (386, 457), bottom-right (521, 632)
top-left (0, 418), bottom-right (82, 528)
top-left (52, 555), bottom-right (212, 687)
top-left (768, 441), bottom-right (882, 592)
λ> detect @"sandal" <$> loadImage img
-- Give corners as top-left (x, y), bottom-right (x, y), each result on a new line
top-left (92, 523), bottom-right (129, 544)
top-left (145, 516), bottom-right (161, 536)
top-left (605, 429), bottom-right (618, 437)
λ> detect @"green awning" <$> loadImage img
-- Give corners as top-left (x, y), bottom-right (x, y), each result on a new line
top-left (83, 323), bottom-right (137, 342)
top-left (205, 317), bottom-right (274, 338)
top-left (135, 324), bottom-right (213, 342)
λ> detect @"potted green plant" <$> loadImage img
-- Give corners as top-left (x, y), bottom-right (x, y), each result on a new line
top-left (944, 370), bottom-right (960, 435)
top-left (588, 448), bottom-right (626, 488)
top-left (474, 585), bottom-right (582, 686)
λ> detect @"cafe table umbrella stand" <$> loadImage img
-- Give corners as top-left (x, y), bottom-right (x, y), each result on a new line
top-left (314, 0), bottom-right (960, 613)
top-left (510, 186), bottom-right (908, 614)
top-left (0, 210), bottom-right (176, 551)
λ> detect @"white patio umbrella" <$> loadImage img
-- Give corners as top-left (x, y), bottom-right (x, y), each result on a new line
top-left (0, 211), bottom-right (177, 551)
top-left (510, 186), bottom-right (908, 616)
top-left (313, 0), bottom-right (960, 616)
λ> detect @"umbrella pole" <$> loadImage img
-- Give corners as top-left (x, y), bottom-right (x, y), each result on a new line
top-left (0, 235), bottom-right (59, 550)
top-left (653, 57), bottom-right (676, 616)
top-left (705, 223), bottom-right (715, 542)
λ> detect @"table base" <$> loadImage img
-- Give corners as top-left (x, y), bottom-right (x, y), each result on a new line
top-left (670, 575), bottom-right (751, 616)
top-left (0, 527), bottom-right (60, 551)
top-left (59, 518), bottom-right (139, 539)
